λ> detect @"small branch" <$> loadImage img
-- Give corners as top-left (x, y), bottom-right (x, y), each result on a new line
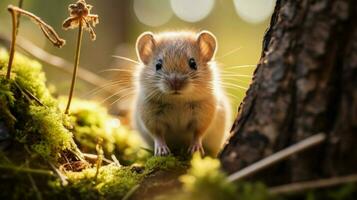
top-left (0, 165), bottom-right (54, 176)
top-left (228, 133), bottom-right (326, 182)
top-left (65, 21), bottom-right (83, 114)
top-left (269, 174), bottom-right (357, 195)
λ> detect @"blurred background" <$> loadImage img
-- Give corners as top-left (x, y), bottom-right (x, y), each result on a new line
top-left (0, 0), bottom-right (275, 116)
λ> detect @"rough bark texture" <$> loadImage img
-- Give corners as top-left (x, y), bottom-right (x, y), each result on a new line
top-left (220, 0), bottom-right (357, 185)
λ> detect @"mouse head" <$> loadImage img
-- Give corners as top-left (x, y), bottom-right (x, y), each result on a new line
top-left (136, 31), bottom-right (217, 98)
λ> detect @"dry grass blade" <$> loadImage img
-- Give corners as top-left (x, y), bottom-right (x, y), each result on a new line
top-left (228, 133), bottom-right (326, 182)
top-left (13, 81), bottom-right (44, 106)
top-left (269, 174), bottom-right (357, 195)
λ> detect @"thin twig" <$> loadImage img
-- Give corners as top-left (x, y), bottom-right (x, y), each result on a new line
top-left (49, 162), bottom-right (68, 186)
top-left (0, 165), bottom-right (54, 176)
top-left (65, 21), bottom-right (83, 114)
top-left (82, 153), bottom-right (113, 164)
top-left (269, 174), bottom-right (357, 195)
top-left (228, 133), bottom-right (326, 182)
top-left (111, 154), bottom-right (121, 167)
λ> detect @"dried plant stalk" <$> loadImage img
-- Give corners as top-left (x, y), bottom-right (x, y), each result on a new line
top-left (94, 137), bottom-right (104, 181)
top-left (65, 21), bottom-right (83, 114)
top-left (6, 5), bottom-right (65, 79)
top-left (6, 8), bottom-right (17, 79)
top-left (8, 5), bottom-right (65, 47)
top-left (63, 0), bottom-right (99, 114)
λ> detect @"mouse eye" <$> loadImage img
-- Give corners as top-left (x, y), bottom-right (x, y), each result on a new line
top-left (156, 59), bottom-right (163, 71)
top-left (188, 58), bottom-right (197, 70)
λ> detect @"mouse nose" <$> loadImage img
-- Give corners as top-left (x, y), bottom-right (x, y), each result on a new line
top-left (168, 75), bottom-right (186, 91)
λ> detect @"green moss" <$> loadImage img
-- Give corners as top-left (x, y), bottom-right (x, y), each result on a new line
top-left (235, 182), bottom-right (271, 200)
top-left (145, 155), bottom-right (185, 172)
top-left (57, 164), bottom-right (143, 199)
top-left (2, 49), bottom-right (355, 200)
top-left (0, 49), bottom-right (77, 161)
top-left (58, 97), bottom-right (149, 164)
top-left (54, 156), bottom-right (185, 199)
top-left (176, 153), bottom-right (237, 200)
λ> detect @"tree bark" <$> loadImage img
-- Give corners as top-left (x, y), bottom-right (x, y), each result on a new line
top-left (219, 0), bottom-right (357, 185)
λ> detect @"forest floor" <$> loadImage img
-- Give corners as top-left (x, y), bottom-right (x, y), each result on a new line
top-left (0, 49), bottom-right (356, 200)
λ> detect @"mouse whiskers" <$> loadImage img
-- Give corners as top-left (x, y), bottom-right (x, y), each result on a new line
top-left (84, 79), bottom-right (134, 97)
top-left (221, 64), bottom-right (256, 70)
top-left (99, 87), bottom-right (136, 105)
top-left (109, 91), bottom-right (136, 106)
top-left (112, 55), bottom-right (140, 65)
top-left (98, 67), bottom-right (136, 74)
top-left (219, 82), bottom-right (247, 90)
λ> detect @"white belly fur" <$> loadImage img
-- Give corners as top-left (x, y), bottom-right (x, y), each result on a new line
top-left (133, 94), bottom-right (232, 156)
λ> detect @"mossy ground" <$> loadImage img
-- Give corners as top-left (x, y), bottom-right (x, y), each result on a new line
top-left (57, 97), bottom-right (149, 165)
top-left (0, 50), bottom-right (356, 200)
top-left (0, 49), bottom-right (188, 199)
top-left (0, 49), bottom-right (77, 161)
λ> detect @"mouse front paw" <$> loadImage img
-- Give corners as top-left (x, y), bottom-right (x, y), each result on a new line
top-left (154, 140), bottom-right (171, 156)
top-left (188, 142), bottom-right (205, 156)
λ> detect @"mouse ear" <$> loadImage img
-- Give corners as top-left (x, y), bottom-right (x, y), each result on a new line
top-left (136, 32), bottom-right (155, 65)
top-left (197, 31), bottom-right (217, 62)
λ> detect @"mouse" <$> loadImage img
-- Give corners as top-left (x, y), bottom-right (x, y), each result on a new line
top-left (132, 30), bottom-right (231, 156)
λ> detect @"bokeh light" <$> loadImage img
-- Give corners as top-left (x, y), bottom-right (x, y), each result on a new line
top-left (233, 0), bottom-right (276, 24)
top-left (170, 0), bottom-right (215, 23)
top-left (134, 0), bottom-right (173, 27)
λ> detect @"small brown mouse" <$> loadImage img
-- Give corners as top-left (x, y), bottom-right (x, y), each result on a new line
top-left (133, 31), bottom-right (231, 156)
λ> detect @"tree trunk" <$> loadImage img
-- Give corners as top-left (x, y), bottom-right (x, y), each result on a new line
top-left (219, 0), bottom-right (357, 185)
